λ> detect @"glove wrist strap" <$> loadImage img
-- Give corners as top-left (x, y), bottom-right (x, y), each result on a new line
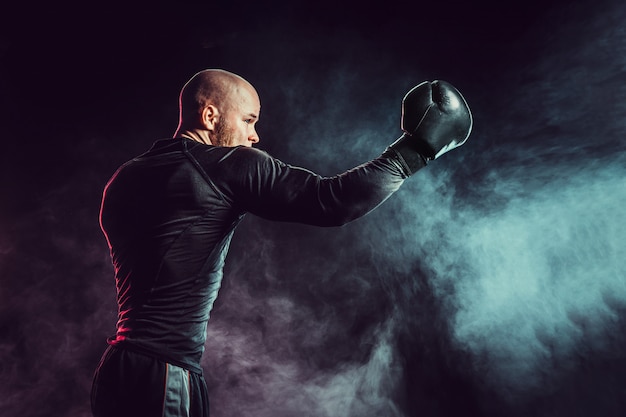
top-left (384, 133), bottom-right (429, 176)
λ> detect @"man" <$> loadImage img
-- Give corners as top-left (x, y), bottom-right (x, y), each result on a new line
top-left (91, 69), bottom-right (472, 417)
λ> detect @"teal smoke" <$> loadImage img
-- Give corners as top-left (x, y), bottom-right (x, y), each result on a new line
top-left (428, 155), bottom-right (625, 398)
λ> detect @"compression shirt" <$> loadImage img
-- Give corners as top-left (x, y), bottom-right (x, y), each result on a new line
top-left (99, 137), bottom-right (422, 372)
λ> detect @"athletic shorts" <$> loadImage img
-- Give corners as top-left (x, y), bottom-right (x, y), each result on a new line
top-left (91, 346), bottom-right (210, 417)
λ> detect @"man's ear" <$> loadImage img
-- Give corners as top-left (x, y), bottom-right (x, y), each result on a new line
top-left (200, 105), bottom-right (220, 130)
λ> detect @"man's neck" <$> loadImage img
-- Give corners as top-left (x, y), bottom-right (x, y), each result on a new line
top-left (173, 128), bottom-right (213, 145)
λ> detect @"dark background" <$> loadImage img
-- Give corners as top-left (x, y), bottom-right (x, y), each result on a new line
top-left (1, 1), bottom-right (625, 416)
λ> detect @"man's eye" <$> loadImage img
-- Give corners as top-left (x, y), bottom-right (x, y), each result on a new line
top-left (244, 119), bottom-right (252, 124)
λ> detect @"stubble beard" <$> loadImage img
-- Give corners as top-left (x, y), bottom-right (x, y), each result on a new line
top-left (213, 119), bottom-right (236, 147)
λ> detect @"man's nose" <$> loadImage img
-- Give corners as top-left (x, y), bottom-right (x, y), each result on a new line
top-left (249, 130), bottom-right (260, 143)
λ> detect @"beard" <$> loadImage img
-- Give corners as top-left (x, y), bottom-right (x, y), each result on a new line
top-left (212, 119), bottom-right (236, 147)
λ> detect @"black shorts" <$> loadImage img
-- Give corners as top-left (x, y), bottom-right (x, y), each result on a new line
top-left (91, 346), bottom-right (210, 417)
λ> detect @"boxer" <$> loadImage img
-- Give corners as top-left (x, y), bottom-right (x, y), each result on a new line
top-left (91, 69), bottom-right (472, 417)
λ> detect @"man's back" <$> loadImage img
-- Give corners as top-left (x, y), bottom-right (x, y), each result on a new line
top-left (100, 138), bottom-right (244, 372)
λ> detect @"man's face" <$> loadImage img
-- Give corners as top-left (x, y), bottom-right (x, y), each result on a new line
top-left (212, 84), bottom-right (261, 147)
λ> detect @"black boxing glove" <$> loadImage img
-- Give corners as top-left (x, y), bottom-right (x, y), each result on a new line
top-left (385, 80), bottom-right (473, 174)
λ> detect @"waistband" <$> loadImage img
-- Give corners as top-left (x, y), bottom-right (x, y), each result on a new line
top-left (107, 339), bottom-right (204, 375)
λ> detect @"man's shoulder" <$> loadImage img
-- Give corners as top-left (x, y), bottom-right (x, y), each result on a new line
top-left (222, 145), bottom-right (272, 160)
top-left (213, 146), bottom-right (277, 172)
top-left (180, 143), bottom-right (277, 177)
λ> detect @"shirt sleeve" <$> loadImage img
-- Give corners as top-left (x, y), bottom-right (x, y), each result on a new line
top-left (209, 146), bottom-right (422, 227)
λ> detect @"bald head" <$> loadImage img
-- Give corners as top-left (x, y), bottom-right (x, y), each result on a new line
top-left (174, 69), bottom-right (261, 147)
top-left (178, 69), bottom-right (253, 123)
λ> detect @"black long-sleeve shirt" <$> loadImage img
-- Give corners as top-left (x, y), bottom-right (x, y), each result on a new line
top-left (99, 137), bottom-right (421, 373)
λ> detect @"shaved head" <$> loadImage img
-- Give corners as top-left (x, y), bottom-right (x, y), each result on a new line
top-left (178, 69), bottom-right (254, 123)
